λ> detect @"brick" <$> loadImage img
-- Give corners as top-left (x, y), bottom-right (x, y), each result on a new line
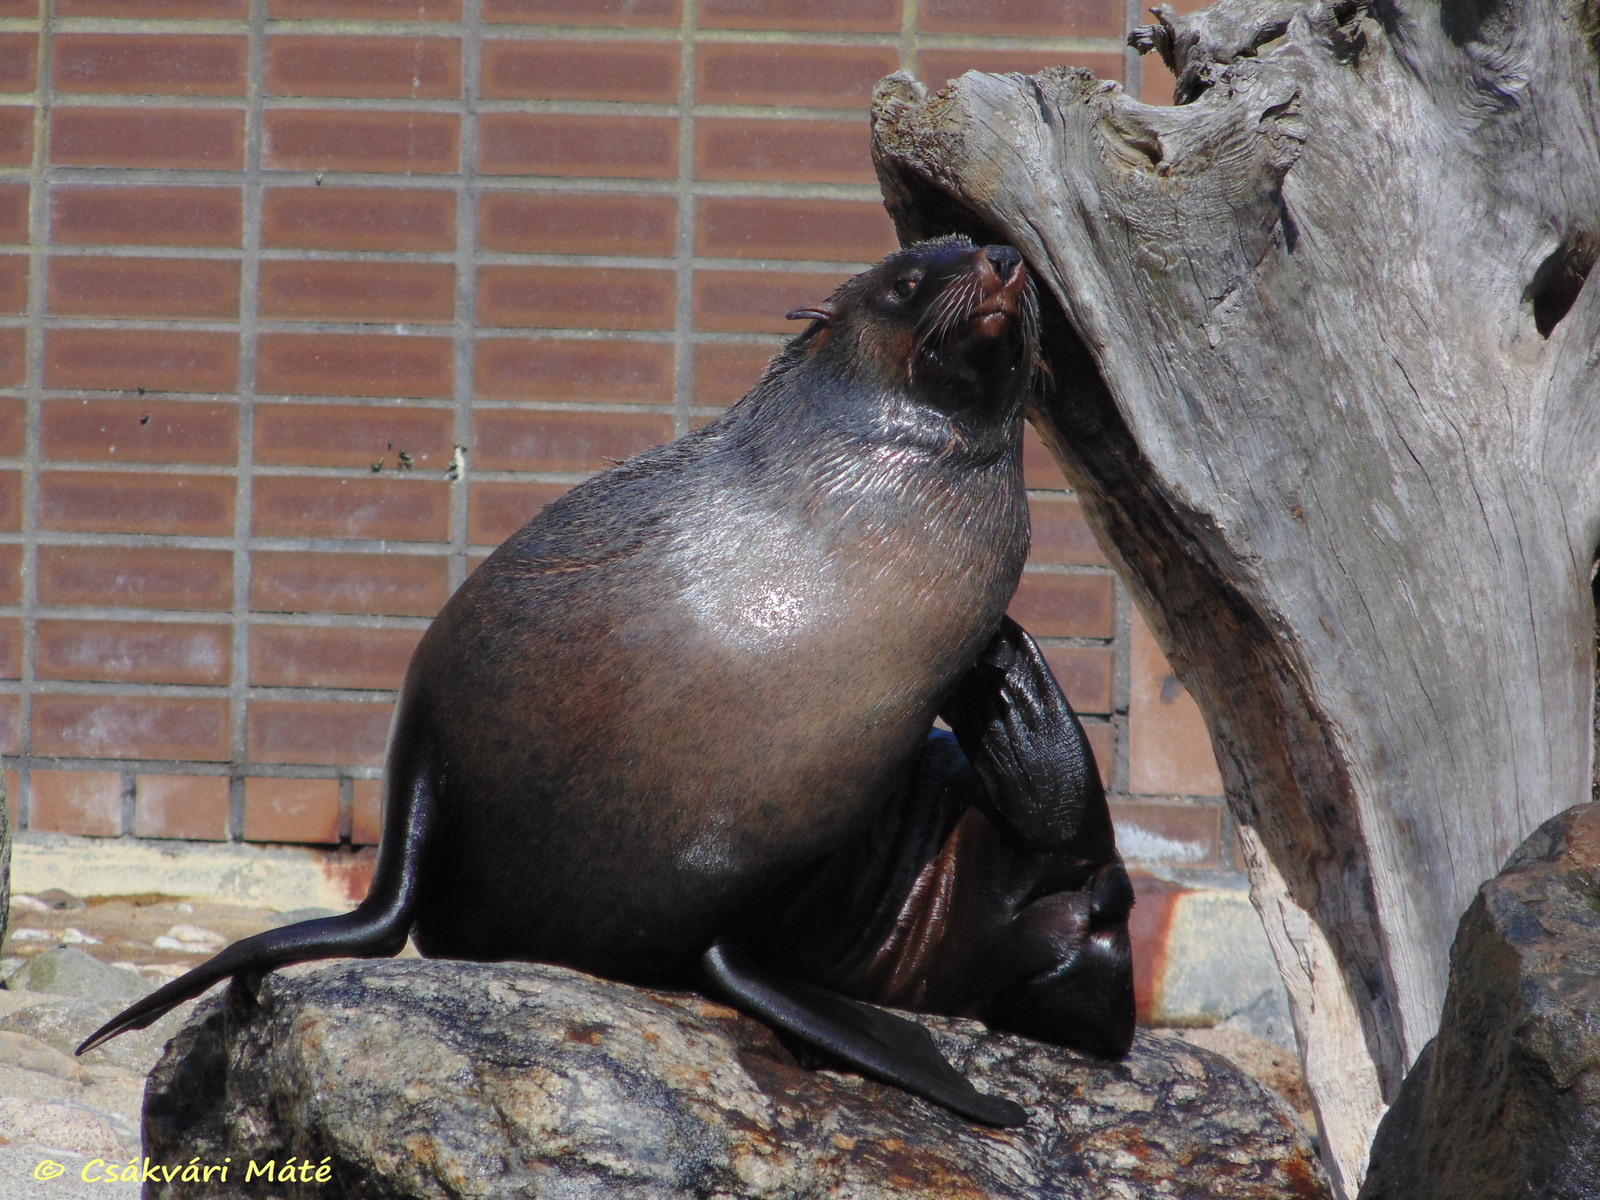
top-left (1129, 610), bottom-right (1224, 794)
top-left (1110, 800), bottom-right (1222, 866)
top-left (0, 35), bottom-right (35, 94)
top-left (51, 185), bottom-right (241, 248)
top-left (0, 327), bottom-right (23, 388)
top-left (266, 36), bottom-right (461, 100)
top-left (0, 107), bottom-right (29, 166)
top-left (694, 269), bottom-right (849, 334)
top-left (692, 342), bottom-right (774, 406)
top-left (38, 546), bottom-right (234, 611)
top-left (919, 0), bottom-right (1124, 38)
top-left (29, 771), bottom-right (123, 838)
top-left (0, 616), bottom-right (17, 678)
top-left (2, 768), bottom-right (13, 829)
top-left (0, 183), bottom-right (26, 243)
top-left (53, 34), bottom-right (246, 96)
top-left (1006, 571), bottom-right (1114, 638)
top-left (477, 265), bottom-right (676, 331)
top-left (256, 332), bottom-right (453, 399)
top-left (483, 0), bottom-right (679, 23)
top-left (471, 408), bottom-right (671, 473)
top-left (51, 108), bottom-right (244, 170)
top-left (253, 475), bottom-right (451, 541)
top-left (58, 0), bottom-right (246, 14)
top-left (252, 551), bottom-right (450, 617)
top-left (250, 623), bottom-right (422, 690)
top-left (0, 544), bottom-right (20, 605)
top-left (261, 187), bottom-right (454, 253)
top-left (699, 0), bottom-right (899, 31)
top-left (258, 261), bottom-right (455, 324)
top-left (0, 699), bottom-right (16, 756)
top-left (467, 480), bottom-right (570, 544)
top-left (41, 399), bottom-right (239, 465)
top-left (1040, 644), bottom-right (1113, 714)
top-left (1141, 54), bottom-right (1178, 106)
top-left (0, 469), bottom-right (17, 531)
top-left (695, 118), bottom-right (873, 185)
top-left (0, 254), bottom-right (25, 313)
top-left (474, 336), bottom-right (673, 403)
top-left (697, 43), bottom-right (899, 108)
top-left (351, 778), bottom-right (382, 845)
top-left (696, 197), bottom-right (897, 262)
top-left (254, 403), bottom-right (453, 470)
top-left (33, 694), bottom-right (232, 760)
top-left (1023, 423), bottom-right (1069, 488)
top-left (478, 191), bottom-right (675, 257)
top-left (480, 39), bottom-right (677, 103)
top-left (134, 774), bottom-right (229, 840)
top-left (0, 396), bottom-right (19, 454)
top-left (263, 110), bottom-right (460, 174)
top-left (248, 699), bottom-right (392, 767)
top-left (36, 619), bottom-right (231, 685)
top-left (918, 49), bottom-right (1124, 88)
top-left (39, 470), bottom-right (235, 536)
top-left (44, 329), bottom-right (239, 394)
top-left (1027, 493), bottom-right (1106, 565)
top-left (0, 0), bottom-right (37, 12)
top-left (48, 256), bottom-right (240, 321)
top-left (270, 0), bottom-right (460, 15)
top-left (243, 776), bottom-right (340, 843)
top-left (478, 113), bottom-right (676, 179)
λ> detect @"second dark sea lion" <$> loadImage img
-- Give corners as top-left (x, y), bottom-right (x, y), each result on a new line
top-left (80, 236), bottom-right (1133, 1125)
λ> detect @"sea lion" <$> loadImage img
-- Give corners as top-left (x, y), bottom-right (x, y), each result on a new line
top-left (80, 236), bottom-right (1133, 1125)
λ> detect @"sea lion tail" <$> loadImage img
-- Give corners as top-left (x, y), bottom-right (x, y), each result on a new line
top-left (76, 695), bottom-right (441, 1057)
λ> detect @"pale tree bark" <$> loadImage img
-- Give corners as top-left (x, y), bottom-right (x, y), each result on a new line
top-left (870, 0), bottom-right (1600, 1192)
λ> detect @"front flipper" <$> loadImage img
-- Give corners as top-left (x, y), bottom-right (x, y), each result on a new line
top-left (940, 615), bottom-right (1106, 854)
top-left (702, 941), bottom-right (1025, 1127)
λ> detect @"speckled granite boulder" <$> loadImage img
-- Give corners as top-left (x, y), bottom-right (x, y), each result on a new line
top-left (1361, 802), bottom-right (1600, 1200)
top-left (144, 959), bottom-right (1329, 1199)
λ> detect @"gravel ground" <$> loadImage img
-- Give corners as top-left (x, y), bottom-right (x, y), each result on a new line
top-left (0, 888), bottom-right (1314, 1194)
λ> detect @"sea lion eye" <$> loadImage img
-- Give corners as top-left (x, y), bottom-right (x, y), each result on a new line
top-left (891, 273), bottom-right (921, 301)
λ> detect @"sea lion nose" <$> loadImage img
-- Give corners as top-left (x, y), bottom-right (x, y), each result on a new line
top-left (1089, 863), bottom-right (1135, 929)
top-left (984, 245), bottom-right (1024, 288)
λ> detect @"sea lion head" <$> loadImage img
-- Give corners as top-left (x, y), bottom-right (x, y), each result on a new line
top-left (785, 235), bottom-right (1041, 420)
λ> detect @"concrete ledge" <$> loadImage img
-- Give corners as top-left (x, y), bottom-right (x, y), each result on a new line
top-left (8, 838), bottom-right (1291, 1038)
top-left (11, 834), bottom-right (371, 913)
top-left (1130, 872), bottom-right (1292, 1037)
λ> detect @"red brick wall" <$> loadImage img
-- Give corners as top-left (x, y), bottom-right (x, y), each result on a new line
top-left (1, 0), bottom-right (1232, 877)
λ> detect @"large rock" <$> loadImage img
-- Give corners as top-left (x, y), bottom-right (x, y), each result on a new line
top-left (144, 959), bottom-right (1328, 1199)
top-left (1361, 802), bottom-right (1600, 1199)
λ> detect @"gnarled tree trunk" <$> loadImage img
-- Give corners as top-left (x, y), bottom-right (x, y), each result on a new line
top-left (870, 1), bottom-right (1600, 1192)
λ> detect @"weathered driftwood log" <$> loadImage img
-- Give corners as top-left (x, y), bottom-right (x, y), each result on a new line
top-left (870, 0), bottom-right (1600, 1192)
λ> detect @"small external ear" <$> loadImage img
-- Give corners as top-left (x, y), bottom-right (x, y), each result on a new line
top-left (785, 306), bottom-right (833, 324)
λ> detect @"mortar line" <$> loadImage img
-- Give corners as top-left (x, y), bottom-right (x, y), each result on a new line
top-left (17, 9), bottom-right (50, 832)
top-left (671, 0), bottom-right (698, 438)
top-left (228, 0), bottom-right (267, 842)
top-left (1124, 0), bottom-right (1144, 96)
top-left (1112, 577), bottom-right (1133, 802)
top-left (901, 0), bottom-right (919, 79)
top-left (450, 1), bottom-right (481, 596)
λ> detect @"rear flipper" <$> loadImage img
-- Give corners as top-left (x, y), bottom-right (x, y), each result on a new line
top-left (701, 940), bottom-right (1025, 1127)
top-left (75, 907), bottom-right (413, 1055)
top-left (77, 686), bottom-right (441, 1056)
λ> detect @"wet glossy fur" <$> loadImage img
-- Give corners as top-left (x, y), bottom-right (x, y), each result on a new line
top-left (79, 240), bottom-right (1127, 1120)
